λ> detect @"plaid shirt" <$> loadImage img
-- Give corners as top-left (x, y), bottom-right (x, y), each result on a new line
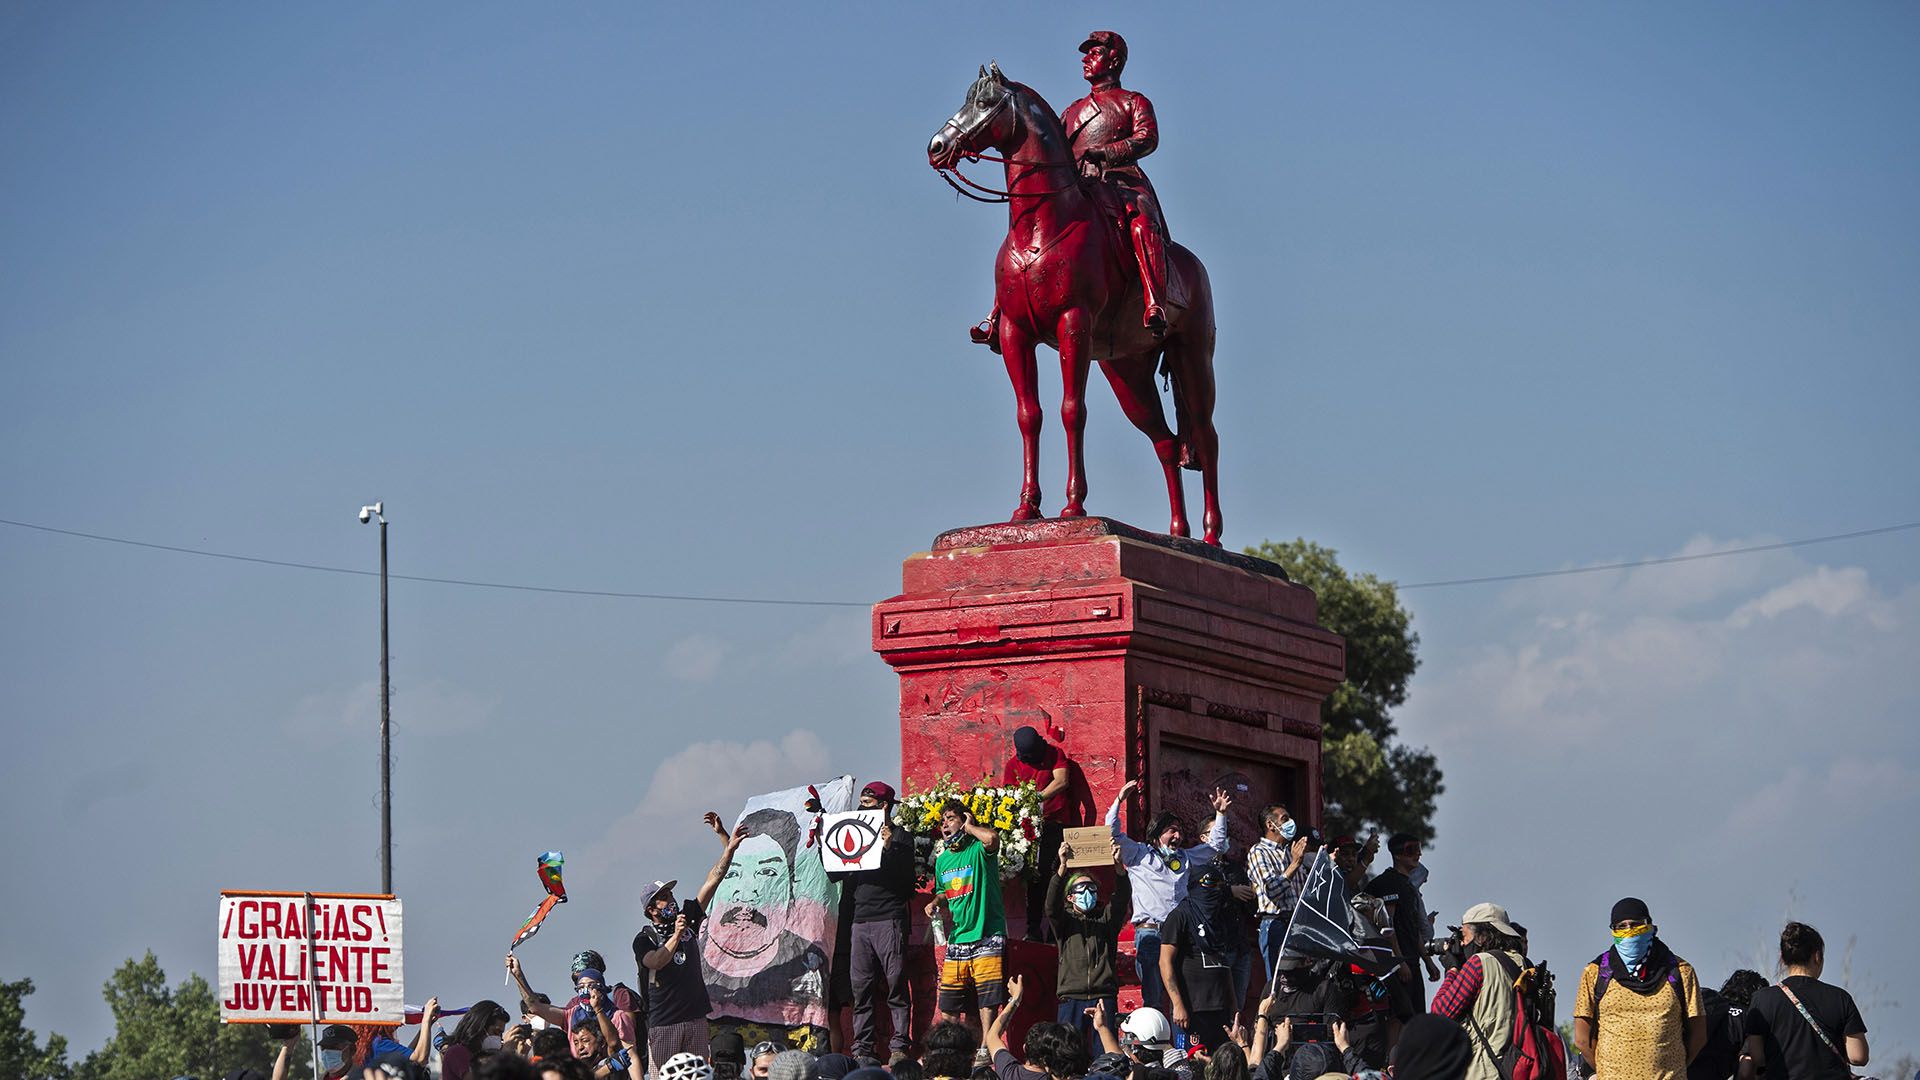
top-left (1246, 837), bottom-right (1303, 918)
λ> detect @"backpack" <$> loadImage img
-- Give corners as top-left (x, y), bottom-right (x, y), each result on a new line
top-left (1590, 950), bottom-right (1680, 1009)
top-left (1467, 953), bottom-right (1569, 1080)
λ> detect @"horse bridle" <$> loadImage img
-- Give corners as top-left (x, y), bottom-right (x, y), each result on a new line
top-left (937, 86), bottom-right (1080, 204)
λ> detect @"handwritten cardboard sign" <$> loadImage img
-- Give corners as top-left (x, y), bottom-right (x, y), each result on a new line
top-left (218, 892), bottom-right (404, 1024)
top-left (1062, 826), bottom-right (1115, 868)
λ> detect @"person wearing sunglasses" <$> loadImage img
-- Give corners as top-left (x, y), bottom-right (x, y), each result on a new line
top-left (1572, 897), bottom-right (1704, 1080)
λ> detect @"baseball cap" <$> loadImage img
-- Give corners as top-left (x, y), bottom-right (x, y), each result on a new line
top-left (860, 781), bottom-right (897, 803)
top-left (641, 879), bottom-right (679, 907)
top-left (1460, 901), bottom-right (1521, 937)
top-left (319, 1025), bottom-right (358, 1049)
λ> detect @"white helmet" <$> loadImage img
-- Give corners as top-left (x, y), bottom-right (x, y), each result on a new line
top-left (662, 1053), bottom-right (715, 1080)
top-left (1120, 1006), bottom-right (1172, 1050)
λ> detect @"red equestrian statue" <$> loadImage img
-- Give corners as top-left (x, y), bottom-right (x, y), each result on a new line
top-left (928, 34), bottom-right (1223, 545)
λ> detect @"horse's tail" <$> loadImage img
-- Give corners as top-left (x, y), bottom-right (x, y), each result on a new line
top-left (1161, 246), bottom-right (1214, 472)
top-left (1162, 352), bottom-right (1200, 471)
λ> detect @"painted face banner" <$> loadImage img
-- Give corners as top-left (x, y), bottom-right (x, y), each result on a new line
top-left (702, 774), bottom-right (854, 1029)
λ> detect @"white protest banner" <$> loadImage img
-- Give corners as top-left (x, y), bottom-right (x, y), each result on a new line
top-left (218, 891), bottom-right (404, 1024)
top-left (820, 809), bottom-right (886, 872)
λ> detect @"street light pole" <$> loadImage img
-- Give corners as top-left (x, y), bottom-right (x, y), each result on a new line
top-left (359, 502), bottom-right (391, 894)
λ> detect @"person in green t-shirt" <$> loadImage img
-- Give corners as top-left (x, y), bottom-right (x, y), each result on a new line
top-left (926, 797), bottom-right (1008, 1027)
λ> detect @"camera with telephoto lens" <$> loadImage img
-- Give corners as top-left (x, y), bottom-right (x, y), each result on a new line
top-left (1422, 925), bottom-right (1467, 968)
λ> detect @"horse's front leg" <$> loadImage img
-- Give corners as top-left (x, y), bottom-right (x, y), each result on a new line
top-left (1056, 307), bottom-right (1092, 517)
top-left (1000, 317), bottom-right (1043, 521)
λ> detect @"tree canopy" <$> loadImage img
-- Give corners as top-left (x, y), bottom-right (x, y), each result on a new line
top-left (72, 953), bottom-right (308, 1080)
top-left (1246, 538), bottom-right (1443, 842)
top-left (0, 977), bottom-right (71, 1080)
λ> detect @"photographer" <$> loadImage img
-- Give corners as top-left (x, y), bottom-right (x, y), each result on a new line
top-left (1429, 903), bottom-right (1529, 1080)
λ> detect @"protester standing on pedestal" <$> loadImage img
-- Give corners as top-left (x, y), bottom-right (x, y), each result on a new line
top-left (828, 780), bottom-right (917, 1065)
top-left (1244, 806), bottom-right (1309, 980)
top-left (1572, 897), bottom-right (1705, 1080)
top-left (1738, 922), bottom-right (1869, 1080)
top-left (1108, 779), bottom-right (1233, 1012)
top-left (1001, 725), bottom-right (1073, 941)
top-left (1047, 837), bottom-right (1131, 1047)
top-left (1157, 862), bottom-right (1245, 1052)
top-left (928, 798), bottom-right (1008, 1028)
top-left (633, 823), bottom-right (750, 1077)
top-left (1367, 833), bottom-right (1439, 1019)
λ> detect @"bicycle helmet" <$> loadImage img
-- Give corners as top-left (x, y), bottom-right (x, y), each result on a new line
top-left (662, 1052), bottom-right (715, 1080)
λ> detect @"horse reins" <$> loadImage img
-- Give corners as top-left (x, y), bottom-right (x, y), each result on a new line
top-left (939, 153), bottom-right (1082, 204)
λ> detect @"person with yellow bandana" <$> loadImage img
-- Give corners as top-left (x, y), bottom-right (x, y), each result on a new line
top-left (1573, 897), bottom-right (1705, 1079)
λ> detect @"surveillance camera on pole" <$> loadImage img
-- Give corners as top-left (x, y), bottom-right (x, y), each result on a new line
top-left (358, 501), bottom-right (391, 894)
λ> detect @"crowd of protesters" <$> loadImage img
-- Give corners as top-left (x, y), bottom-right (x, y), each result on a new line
top-left (212, 727), bottom-right (1871, 1080)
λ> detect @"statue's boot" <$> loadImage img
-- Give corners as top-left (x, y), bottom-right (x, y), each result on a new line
top-left (1131, 214), bottom-right (1170, 338)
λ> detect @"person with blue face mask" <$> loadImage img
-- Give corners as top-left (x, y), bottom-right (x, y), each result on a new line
top-left (1045, 837), bottom-right (1131, 1047)
top-left (1572, 897), bottom-right (1706, 1080)
top-left (1245, 804), bottom-right (1311, 982)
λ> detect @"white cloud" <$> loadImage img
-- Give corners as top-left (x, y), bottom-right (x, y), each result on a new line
top-left (1728, 565), bottom-right (1893, 629)
top-left (576, 730), bottom-right (835, 888)
top-left (663, 634), bottom-right (729, 682)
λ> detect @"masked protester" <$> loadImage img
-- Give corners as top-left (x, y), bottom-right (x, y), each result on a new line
top-left (1107, 778), bottom-right (1234, 1012)
top-left (926, 798), bottom-right (1009, 1028)
top-left (1573, 897), bottom-right (1705, 1080)
top-left (1001, 726), bottom-right (1075, 942)
top-left (633, 819), bottom-right (752, 1077)
top-left (1047, 838), bottom-right (1132, 1046)
top-left (1159, 861), bottom-right (1244, 1051)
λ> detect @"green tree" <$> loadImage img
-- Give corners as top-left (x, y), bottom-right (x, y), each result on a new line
top-left (73, 953), bottom-right (308, 1080)
top-left (0, 977), bottom-right (72, 1080)
top-left (1245, 538), bottom-right (1443, 841)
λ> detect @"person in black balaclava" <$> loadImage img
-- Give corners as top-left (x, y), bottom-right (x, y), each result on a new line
top-left (1388, 1014), bottom-right (1471, 1080)
top-left (1000, 724), bottom-right (1073, 940)
top-left (1158, 862), bottom-right (1245, 1052)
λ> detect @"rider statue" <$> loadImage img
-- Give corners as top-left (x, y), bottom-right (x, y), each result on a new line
top-left (972, 29), bottom-right (1173, 349)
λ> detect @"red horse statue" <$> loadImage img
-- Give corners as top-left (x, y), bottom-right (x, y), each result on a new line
top-left (928, 62), bottom-right (1223, 545)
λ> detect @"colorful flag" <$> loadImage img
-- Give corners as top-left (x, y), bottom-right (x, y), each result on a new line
top-left (538, 851), bottom-right (567, 902)
top-left (509, 894), bottom-right (559, 951)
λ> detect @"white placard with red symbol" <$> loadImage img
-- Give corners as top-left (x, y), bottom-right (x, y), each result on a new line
top-left (820, 810), bottom-right (886, 872)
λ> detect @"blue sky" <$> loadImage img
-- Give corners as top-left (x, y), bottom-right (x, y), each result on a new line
top-left (4, 2), bottom-right (1917, 1062)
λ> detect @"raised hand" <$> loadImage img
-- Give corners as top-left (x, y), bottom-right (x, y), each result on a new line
top-left (703, 811), bottom-right (728, 840)
top-left (1057, 841), bottom-right (1075, 874)
top-left (504, 953), bottom-right (521, 979)
top-left (1006, 973), bottom-right (1025, 1006)
top-left (1209, 786), bottom-right (1232, 813)
top-left (672, 913), bottom-right (689, 940)
top-left (1118, 779), bottom-right (1139, 799)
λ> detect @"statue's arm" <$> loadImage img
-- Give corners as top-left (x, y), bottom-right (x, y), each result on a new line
top-left (1103, 92), bottom-right (1159, 165)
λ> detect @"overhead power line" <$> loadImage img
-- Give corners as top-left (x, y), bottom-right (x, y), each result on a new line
top-left (0, 517), bottom-right (867, 608)
top-left (1395, 520), bottom-right (1920, 590)
top-left (2, 515), bottom-right (1915, 604)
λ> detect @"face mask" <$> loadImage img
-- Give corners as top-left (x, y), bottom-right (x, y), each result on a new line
top-left (1279, 819), bottom-right (1297, 841)
top-left (1613, 924), bottom-right (1654, 968)
top-left (482, 1035), bottom-right (504, 1051)
top-left (319, 1049), bottom-right (346, 1074)
top-left (1070, 887), bottom-right (1099, 913)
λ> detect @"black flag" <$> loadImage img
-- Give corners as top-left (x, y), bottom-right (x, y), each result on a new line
top-left (1279, 849), bottom-right (1400, 975)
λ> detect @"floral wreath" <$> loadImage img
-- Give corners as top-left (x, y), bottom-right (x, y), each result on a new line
top-left (898, 774), bottom-right (1045, 881)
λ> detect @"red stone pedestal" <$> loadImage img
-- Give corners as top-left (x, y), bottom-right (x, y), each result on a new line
top-left (872, 518), bottom-right (1345, 1039)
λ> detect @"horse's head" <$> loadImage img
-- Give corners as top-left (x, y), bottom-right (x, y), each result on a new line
top-left (928, 62), bottom-right (1019, 170)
